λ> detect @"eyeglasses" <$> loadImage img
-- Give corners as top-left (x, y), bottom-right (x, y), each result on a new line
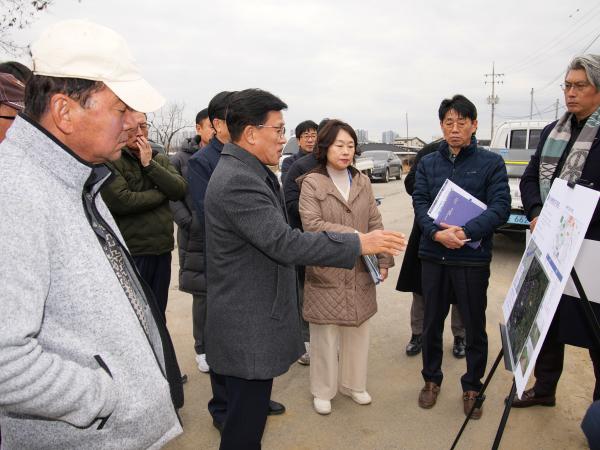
top-left (0, 115), bottom-right (16, 121)
top-left (561, 82), bottom-right (591, 92)
top-left (257, 124), bottom-right (286, 138)
top-left (442, 119), bottom-right (470, 129)
top-left (300, 133), bottom-right (317, 140)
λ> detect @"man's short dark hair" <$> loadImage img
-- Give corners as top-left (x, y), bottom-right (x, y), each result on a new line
top-left (24, 75), bottom-right (105, 121)
top-left (195, 108), bottom-right (209, 124)
top-left (313, 119), bottom-right (360, 165)
top-left (226, 89), bottom-right (288, 143)
top-left (318, 118), bottom-right (330, 131)
top-left (208, 91), bottom-right (235, 125)
top-left (295, 120), bottom-right (318, 138)
top-left (438, 94), bottom-right (477, 122)
top-left (0, 61), bottom-right (32, 84)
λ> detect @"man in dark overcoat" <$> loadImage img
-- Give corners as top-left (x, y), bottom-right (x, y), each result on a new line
top-left (513, 54), bottom-right (600, 408)
top-left (203, 88), bottom-right (406, 450)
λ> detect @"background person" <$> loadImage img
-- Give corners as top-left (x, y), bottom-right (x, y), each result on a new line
top-left (280, 119), bottom-right (318, 365)
top-left (513, 54), bottom-right (600, 408)
top-left (170, 107), bottom-right (213, 374)
top-left (298, 119), bottom-right (394, 415)
top-left (101, 111), bottom-right (187, 320)
top-left (396, 140), bottom-right (466, 358)
top-left (280, 119), bottom-right (318, 183)
top-left (0, 73), bottom-right (25, 143)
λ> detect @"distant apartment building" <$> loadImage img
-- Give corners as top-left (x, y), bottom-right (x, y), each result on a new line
top-left (393, 136), bottom-right (426, 149)
top-left (382, 130), bottom-right (398, 144)
top-left (356, 128), bottom-right (369, 143)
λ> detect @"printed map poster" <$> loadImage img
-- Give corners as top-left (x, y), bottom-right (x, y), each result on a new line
top-left (502, 178), bottom-right (600, 397)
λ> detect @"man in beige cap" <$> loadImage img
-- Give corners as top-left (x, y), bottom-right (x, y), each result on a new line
top-left (0, 20), bottom-right (183, 449)
top-left (0, 73), bottom-right (25, 142)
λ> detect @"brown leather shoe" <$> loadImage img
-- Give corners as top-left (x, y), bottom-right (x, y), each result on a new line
top-left (418, 382), bottom-right (440, 409)
top-left (510, 387), bottom-right (556, 408)
top-left (463, 391), bottom-right (483, 419)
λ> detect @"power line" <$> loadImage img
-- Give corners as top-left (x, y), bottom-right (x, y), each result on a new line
top-left (536, 29), bottom-right (600, 93)
top-left (503, 4), bottom-right (600, 73)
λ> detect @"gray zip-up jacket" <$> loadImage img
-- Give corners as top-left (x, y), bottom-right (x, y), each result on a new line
top-left (0, 116), bottom-right (182, 449)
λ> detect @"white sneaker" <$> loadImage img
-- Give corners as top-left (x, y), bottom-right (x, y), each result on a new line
top-left (195, 353), bottom-right (209, 373)
top-left (340, 387), bottom-right (372, 405)
top-left (313, 397), bottom-right (331, 415)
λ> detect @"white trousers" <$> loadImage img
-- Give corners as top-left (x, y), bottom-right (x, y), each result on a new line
top-left (309, 320), bottom-right (370, 400)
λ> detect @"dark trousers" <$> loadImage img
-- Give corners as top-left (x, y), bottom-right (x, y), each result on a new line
top-left (582, 401), bottom-right (600, 450)
top-left (193, 293), bottom-right (207, 354)
top-left (133, 252), bottom-right (172, 321)
top-left (297, 266), bottom-right (309, 343)
top-left (421, 261), bottom-right (490, 392)
top-left (532, 329), bottom-right (600, 401)
top-left (209, 370), bottom-right (228, 425)
top-left (209, 371), bottom-right (273, 450)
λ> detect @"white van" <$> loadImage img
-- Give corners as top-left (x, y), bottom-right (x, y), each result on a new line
top-left (488, 120), bottom-right (551, 231)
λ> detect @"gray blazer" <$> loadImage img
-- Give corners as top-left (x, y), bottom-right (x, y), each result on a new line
top-left (205, 143), bottom-right (361, 380)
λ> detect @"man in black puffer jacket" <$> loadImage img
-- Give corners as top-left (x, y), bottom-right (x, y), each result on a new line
top-left (413, 95), bottom-right (510, 419)
top-left (170, 108), bottom-right (214, 374)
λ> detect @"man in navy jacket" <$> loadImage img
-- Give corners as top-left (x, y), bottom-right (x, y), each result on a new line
top-left (413, 95), bottom-right (510, 419)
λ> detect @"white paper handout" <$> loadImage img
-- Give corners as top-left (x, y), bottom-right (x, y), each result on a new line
top-left (502, 178), bottom-right (600, 397)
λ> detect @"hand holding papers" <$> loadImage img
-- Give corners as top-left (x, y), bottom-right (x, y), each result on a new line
top-left (427, 179), bottom-right (487, 249)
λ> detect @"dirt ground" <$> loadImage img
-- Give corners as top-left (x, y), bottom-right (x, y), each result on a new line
top-left (164, 179), bottom-right (595, 450)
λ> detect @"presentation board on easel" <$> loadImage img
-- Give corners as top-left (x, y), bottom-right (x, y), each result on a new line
top-left (502, 178), bottom-right (600, 397)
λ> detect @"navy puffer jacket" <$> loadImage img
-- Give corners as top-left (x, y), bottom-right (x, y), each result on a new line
top-left (413, 137), bottom-right (510, 264)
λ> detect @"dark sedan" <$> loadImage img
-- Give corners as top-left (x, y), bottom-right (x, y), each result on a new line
top-left (358, 150), bottom-right (402, 182)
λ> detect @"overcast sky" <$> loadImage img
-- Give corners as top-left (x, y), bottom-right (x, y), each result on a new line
top-left (2, 0), bottom-right (600, 142)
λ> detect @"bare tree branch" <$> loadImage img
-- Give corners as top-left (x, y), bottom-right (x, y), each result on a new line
top-left (0, 0), bottom-right (54, 55)
top-left (147, 101), bottom-right (193, 153)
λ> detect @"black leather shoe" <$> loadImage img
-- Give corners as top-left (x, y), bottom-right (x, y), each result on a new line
top-left (406, 334), bottom-right (422, 356)
top-left (453, 336), bottom-right (466, 359)
top-left (212, 419), bottom-right (224, 435)
top-left (268, 400), bottom-right (286, 415)
top-left (509, 387), bottom-right (556, 408)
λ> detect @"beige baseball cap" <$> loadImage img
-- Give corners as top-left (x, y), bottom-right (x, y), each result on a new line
top-left (31, 19), bottom-right (165, 113)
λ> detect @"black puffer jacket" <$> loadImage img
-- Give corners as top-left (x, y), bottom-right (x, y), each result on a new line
top-left (170, 138), bottom-right (206, 295)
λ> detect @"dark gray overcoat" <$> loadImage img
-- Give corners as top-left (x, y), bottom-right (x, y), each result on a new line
top-left (204, 143), bottom-right (361, 380)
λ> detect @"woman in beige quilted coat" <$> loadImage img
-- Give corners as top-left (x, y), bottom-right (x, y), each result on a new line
top-left (298, 119), bottom-right (394, 415)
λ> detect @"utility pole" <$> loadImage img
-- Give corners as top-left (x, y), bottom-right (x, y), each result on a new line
top-left (405, 112), bottom-right (409, 139)
top-left (529, 88), bottom-right (534, 120)
top-left (485, 62), bottom-right (504, 140)
top-left (555, 99), bottom-right (560, 119)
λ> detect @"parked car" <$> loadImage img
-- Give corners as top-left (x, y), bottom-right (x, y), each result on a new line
top-left (278, 136), bottom-right (298, 170)
top-left (357, 150), bottom-right (402, 182)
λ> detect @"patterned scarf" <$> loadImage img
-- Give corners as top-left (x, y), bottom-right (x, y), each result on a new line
top-left (539, 106), bottom-right (600, 201)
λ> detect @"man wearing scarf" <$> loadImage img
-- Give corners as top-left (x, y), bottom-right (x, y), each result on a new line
top-left (514, 54), bottom-right (600, 408)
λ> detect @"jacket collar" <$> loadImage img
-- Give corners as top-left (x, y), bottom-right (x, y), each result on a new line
top-left (209, 136), bottom-right (225, 153)
top-left (13, 114), bottom-right (110, 192)
top-left (300, 164), bottom-right (367, 206)
top-left (438, 135), bottom-right (478, 161)
top-left (222, 142), bottom-right (278, 184)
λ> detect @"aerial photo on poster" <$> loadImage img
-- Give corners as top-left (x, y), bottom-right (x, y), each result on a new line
top-left (502, 179), bottom-right (600, 396)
